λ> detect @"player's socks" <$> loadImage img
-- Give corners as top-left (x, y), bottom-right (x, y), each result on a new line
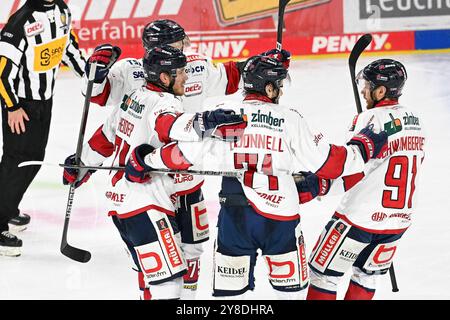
top-left (138, 271), bottom-right (152, 300)
top-left (181, 258), bottom-right (200, 300)
top-left (344, 280), bottom-right (375, 300)
top-left (306, 285), bottom-right (337, 300)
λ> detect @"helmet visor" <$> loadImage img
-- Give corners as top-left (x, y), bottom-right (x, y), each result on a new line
top-left (356, 70), bottom-right (372, 92)
top-left (182, 35), bottom-right (191, 50)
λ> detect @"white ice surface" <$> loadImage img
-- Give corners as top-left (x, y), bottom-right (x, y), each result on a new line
top-left (0, 53), bottom-right (449, 300)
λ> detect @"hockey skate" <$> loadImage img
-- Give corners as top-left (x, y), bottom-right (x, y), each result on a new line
top-left (8, 213), bottom-right (30, 232)
top-left (0, 231), bottom-right (22, 257)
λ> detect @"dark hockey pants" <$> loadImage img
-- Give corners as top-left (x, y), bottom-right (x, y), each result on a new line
top-left (0, 98), bottom-right (52, 231)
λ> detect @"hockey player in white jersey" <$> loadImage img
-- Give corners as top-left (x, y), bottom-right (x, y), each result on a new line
top-left (125, 55), bottom-right (389, 299)
top-left (63, 45), bottom-right (247, 300)
top-left (302, 59), bottom-right (425, 300)
top-left (82, 19), bottom-right (243, 299)
top-left (82, 19), bottom-right (290, 299)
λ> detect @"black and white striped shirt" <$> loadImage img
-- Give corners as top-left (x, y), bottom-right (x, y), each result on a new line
top-left (0, 0), bottom-right (85, 111)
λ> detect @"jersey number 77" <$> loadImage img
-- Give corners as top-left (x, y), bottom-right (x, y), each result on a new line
top-left (234, 152), bottom-right (279, 191)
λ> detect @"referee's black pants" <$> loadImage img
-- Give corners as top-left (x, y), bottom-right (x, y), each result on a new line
top-left (0, 98), bottom-right (52, 231)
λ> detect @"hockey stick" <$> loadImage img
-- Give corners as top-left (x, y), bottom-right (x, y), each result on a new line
top-left (276, 0), bottom-right (291, 51)
top-left (60, 62), bottom-right (98, 263)
top-left (349, 34), bottom-right (372, 114)
top-left (18, 160), bottom-right (306, 179)
top-left (348, 34), bottom-right (399, 292)
top-left (389, 263), bottom-right (399, 292)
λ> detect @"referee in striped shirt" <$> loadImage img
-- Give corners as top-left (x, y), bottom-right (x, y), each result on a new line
top-left (0, 0), bottom-right (85, 256)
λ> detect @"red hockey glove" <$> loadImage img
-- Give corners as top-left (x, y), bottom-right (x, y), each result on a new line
top-left (193, 109), bottom-right (247, 141)
top-left (347, 125), bottom-right (388, 163)
top-left (125, 144), bottom-right (155, 183)
top-left (62, 154), bottom-right (96, 189)
top-left (85, 44), bottom-right (122, 82)
top-left (295, 171), bottom-right (331, 204)
top-left (262, 49), bottom-right (291, 70)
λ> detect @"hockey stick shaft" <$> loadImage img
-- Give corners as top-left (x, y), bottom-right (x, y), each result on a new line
top-left (348, 35), bottom-right (399, 292)
top-left (60, 62), bottom-right (97, 263)
top-left (18, 160), bottom-right (305, 179)
top-left (276, 0), bottom-right (291, 51)
top-left (389, 263), bottom-right (399, 292)
top-left (349, 34), bottom-right (372, 114)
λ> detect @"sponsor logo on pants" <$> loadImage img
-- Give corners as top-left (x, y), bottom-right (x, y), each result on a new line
top-left (314, 222), bottom-right (347, 267)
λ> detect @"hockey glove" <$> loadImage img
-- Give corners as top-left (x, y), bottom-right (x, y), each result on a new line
top-left (193, 109), bottom-right (247, 141)
top-left (262, 49), bottom-right (291, 70)
top-left (295, 172), bottom-right (331, 204)
top-left (347, 126), bottom-right (388, 163)
top-left (62, 154), bottom-right (96, 189)
top-left (85, 44), bottom-right (122, 83)
top-left (125, 144), bottom-right (155, 183)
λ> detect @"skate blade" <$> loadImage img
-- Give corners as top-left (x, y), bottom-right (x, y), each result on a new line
top-left (0, 247), bottom-right (21, 257)
top-left (8, 224), bottom-right (28, 232)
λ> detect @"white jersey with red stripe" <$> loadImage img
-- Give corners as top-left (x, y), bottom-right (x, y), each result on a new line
top-left (80, 85), bottom-right (204, 217)
top-left (84, 51), bottom-right (240, 195)
top-left (333, 102), bottom-right (426, 233)
top-left (144, 95), bottom-right (368, 220)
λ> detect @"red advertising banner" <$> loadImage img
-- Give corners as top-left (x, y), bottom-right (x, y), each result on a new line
top-left (0, 0), bottom-right (416, 59)
top-left (66, 0), bottom-right (344, 59)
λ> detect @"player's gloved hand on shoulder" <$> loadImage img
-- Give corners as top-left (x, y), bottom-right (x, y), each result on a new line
top-left (347, 125), bottom-right (388, 163)
top-left (85, 44), bottom-right (122, 83)
top-left (62, 154), bottom-right (96, 189)
top-left (193, 109), bottom-right (247, 141)
top-left (125, 144), bottom-right (155, 183)
top-left (261, 49), bottom-right (291, 70)
top-left (295, 172), bottom-right (331, 204)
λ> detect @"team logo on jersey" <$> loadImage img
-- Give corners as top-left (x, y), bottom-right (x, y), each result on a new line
top-left (213, 0), bottom-right (330, 26)
top-left (25, 21), bottom-right (44, 37)
top-left (34, 36), bottom-right (67, 72)
top-left (384, 113), bottom-right (403, 136)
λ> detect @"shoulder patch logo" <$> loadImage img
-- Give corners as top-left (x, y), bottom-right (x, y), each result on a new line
top-left (61, 13), bottom-right (67, 25)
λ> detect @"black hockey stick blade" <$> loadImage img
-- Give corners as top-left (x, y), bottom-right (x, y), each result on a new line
top-left (349, 34), bottom-right (372, 70)
top-left (349, 34), bottom-right (372, 114)
top-left (61, 243), bottom-right (91, 263)
top-left (276, 0), bottom-right (291, 50)
top-left (389, 263), bottom-right (400, 292)
top-left (60, 185), bottom-right (92, 263)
